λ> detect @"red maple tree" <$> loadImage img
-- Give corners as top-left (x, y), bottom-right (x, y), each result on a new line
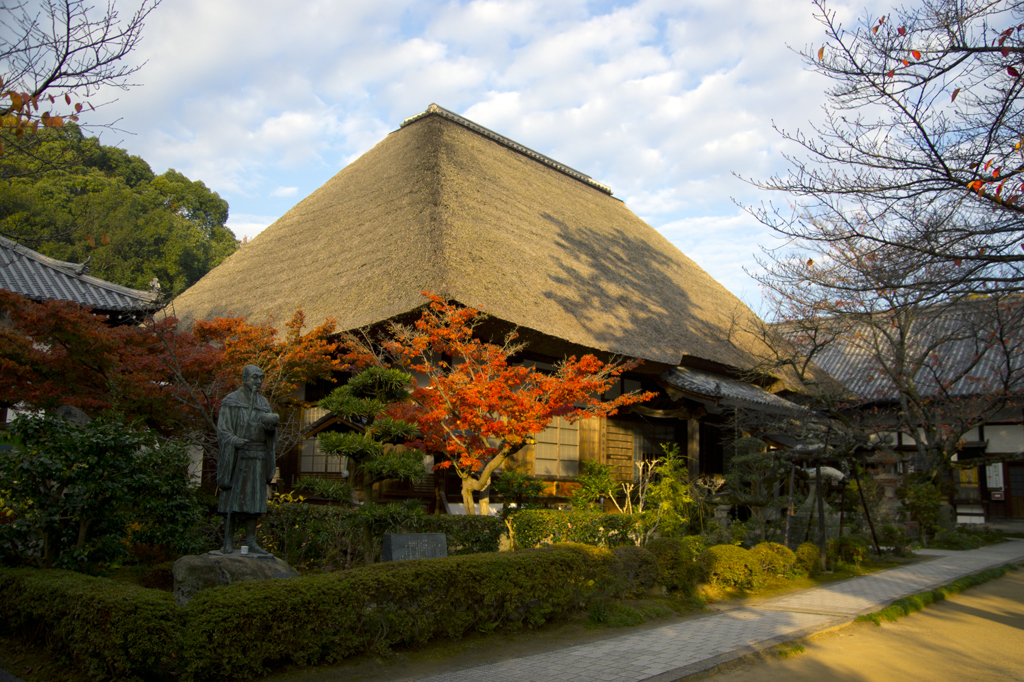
top-left (347, 294), bottom-right (655, 514)
top-left (0, 291), bottom-right (342, 470)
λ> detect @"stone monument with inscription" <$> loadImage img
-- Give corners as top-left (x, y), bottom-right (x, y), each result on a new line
top-left (382, 533), bottom-right (448, 562)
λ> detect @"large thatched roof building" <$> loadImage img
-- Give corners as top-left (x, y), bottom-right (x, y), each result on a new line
top-left (175, 104), bottom-right (787, 381)
top-left (173, 104), bottom-right (804, 506)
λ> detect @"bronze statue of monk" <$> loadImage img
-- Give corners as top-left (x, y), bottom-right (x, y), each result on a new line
top-left (216, 365), bottom-right (279, 554)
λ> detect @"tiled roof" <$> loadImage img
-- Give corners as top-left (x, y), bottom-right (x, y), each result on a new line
top-left (662, 366), bottom-right (806, 415)
top-left (0, 236), bottom-right (160, 313)
top-left (780, 300), bottom-right (1024, 401)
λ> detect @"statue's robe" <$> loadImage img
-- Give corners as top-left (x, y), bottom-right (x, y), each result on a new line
top-left (216, 389), bottom-right (277, 515)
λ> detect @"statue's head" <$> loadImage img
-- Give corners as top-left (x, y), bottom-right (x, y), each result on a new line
top-left (242, 365), bottom-right (264, 393)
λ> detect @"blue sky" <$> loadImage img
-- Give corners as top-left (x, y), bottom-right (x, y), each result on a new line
top-left (96, 0), bottom-right (883, 312)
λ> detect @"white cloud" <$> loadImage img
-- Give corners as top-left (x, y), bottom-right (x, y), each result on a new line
top-left (94, 0), bottom-right (889, 307)
top-left (226, 214), bottom-right (279, 242)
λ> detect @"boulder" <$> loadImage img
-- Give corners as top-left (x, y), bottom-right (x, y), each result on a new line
top-left (172, 552), bottom-right (298, 606)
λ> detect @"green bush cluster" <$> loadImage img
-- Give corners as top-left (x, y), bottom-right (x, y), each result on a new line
top-left (750, 542), bottom-right (796, 577)
top-left (828, 536), bottom-right (869, 565)
top-left (645, 536), bottom-right (707, 593)
top-left (795, 542), bottom-right (821, 576)
top-left (610, 546), bottom-right (659, 596)
top-left (506, 509), bottom-right (640, 549)
top-left (0, 568), bottom-right (181, 680)
top-left (254, 502), bottom-right (504, 570)
top-left (0, 415), bottom-right (204, 570)
top-left (697, 544), bottom-right (763, 589)
top-left (0, 544), bottom-right (620, 681)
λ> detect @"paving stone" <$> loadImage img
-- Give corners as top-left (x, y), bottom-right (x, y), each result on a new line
top-left (410, 540), bottom-right (1024, 682)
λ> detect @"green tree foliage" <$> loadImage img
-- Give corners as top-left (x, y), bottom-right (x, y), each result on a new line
top-left (0, 125), bottom-right (236, 295)
top-left (647, 443), bottom-right (694, 538)
top-left (721, 437), bottom-right (788, 542)
top-left (317, 366), bottom-right (428, 564)
top-left (0, 414), bottom-right (203, 569)
top-left (569, 459), bottom-right (620, 510)
top-left (492, 465), bottom-right (546, 510)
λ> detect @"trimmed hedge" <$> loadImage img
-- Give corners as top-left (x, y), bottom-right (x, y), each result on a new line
top-left (750, 542), bottom-right (796, 577)
top-left (610, 546), bottom-right (659, 596)
top-left (506, 509), bottom-right (641, 549)
top-left (795, 542), bottom-right (822, 576)
top-left (0, 544), bottom-right (619, 681)
top-left (697, 545), bottom-right (763, 589)
top-left (0, 569), bottom-right (181, 681)
top-left (646, 536), bottom-right (707, 593)
top-left (255, 504), bottom-right (505, 569)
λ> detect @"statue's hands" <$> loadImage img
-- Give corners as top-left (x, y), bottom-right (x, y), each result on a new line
top-left (261, 412), bottom-right (280, 429)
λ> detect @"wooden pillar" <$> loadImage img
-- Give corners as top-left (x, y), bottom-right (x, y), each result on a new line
top-left (687, 418), bottom-right (700, 480)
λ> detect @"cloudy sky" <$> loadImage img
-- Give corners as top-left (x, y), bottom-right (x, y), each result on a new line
top-left (93, 0), bottom-right (883, 312)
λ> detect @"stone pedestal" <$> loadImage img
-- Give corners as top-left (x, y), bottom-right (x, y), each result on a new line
top-left (172, 552), bottom-right (298, 606)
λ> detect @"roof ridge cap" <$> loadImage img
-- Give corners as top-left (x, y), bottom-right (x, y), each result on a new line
top-left (401, 103), bottom-right (613, 196)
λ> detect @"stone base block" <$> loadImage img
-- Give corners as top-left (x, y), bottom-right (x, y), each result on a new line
top-left (172, 552), bottom-right (298, 606)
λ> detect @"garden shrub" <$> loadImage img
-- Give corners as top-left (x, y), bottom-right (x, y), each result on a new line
top-left (506, 509), bottom-right (640, 549)
top-left (878, 523), bottom-right (911, 557)
top-left (2, 545), bottom-right (621, 681)
top-left (646, 536), bottom-right (706, 593)
top-left (697, 544), bottom-right (763, 589)
top-left (829, 536), bottom-right (869, 565)
top-left (255, 503), bottom-right (504, 570)
top-left (0, 568), bottom-right (181, 680)
top-left (610, 545), bottom-right (659, 596)
top-left (750, 542), bottom-right (796, 577)
top-left (182, 544), bottom-right (615, 680)
top-left (0, 415), bottom-right (204, 570)
top-left (795, 542), bottom-right (821, 576)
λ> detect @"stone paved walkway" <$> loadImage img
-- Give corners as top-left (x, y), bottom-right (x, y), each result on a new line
top-left (412, 539), bottom-right (1024, 682)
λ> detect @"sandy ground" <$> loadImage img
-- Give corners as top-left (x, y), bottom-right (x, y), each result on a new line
top-left (706, 569), bottom-right (1024, 682)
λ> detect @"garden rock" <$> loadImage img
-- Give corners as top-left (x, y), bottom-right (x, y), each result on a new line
top-left (172, 553), bottom-right (297, 606)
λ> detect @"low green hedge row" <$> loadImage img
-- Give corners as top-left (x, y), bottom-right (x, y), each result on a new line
top-left (0, 568), bottom-right (180, 681)
top-left (255, 504), bottom-right (505, 569)
top-left (506, 509), bottom-right (641, 548)
top-left (0, 544), bottom-right (620, 681)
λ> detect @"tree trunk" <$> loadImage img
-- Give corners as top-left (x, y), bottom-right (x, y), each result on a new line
top-left (479, 484), bottom-right (491, 516)
top-left (362, 521), bottom-right (374, 566)
top-left (458, 450), bottom-right (513, 516)
top-left (75, 517), bottom-right (90, 551)
top-left (816, 464), bottom-right (827, 573)
top-left (362, 481), bottom-right (375, 565)
top-left (784, 462), bottom-right (795, 548)
top-left (461, 480), bottom-right (477, 515)
top-left (850, 457), bottom-right (882, 556)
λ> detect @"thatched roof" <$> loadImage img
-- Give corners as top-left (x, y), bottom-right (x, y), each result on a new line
top-left (172, 104), bottom-right (791, 381)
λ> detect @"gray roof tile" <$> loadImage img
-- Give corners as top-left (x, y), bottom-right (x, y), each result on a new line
top-left (0, 236), bottom-right (160, 313)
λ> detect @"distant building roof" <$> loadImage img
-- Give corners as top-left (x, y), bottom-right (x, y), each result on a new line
top-left (0, 235), bottom-right (161, 317)
top-left (778, 298), bottom-right (1024, 401)
top-left (662, 366), bottom-right (806, 415)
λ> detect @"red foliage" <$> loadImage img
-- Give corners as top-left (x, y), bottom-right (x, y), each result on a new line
top-left (360, 294), bottom-right (655, 479)
top-left (0, 290), bottom-right (342, 434)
